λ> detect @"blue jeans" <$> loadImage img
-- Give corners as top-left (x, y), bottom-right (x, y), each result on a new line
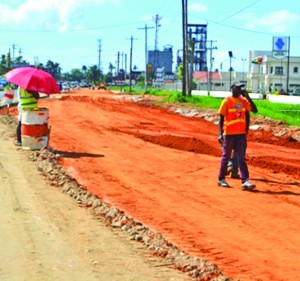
top-left (218, 134), bottom-right (249, 182)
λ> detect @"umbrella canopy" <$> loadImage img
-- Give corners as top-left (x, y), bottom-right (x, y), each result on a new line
top-left (5, 66), bottom-right (60, 95)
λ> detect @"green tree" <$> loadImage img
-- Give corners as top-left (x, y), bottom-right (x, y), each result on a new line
top-left (13, 56), bottom-right (29, 67)
top-left (69, 68), bottom-right (84, 82)
top-left (108, 63), bottom-right (115, 75)
top-left (177, 63), bottom-right (183, 80)
top-left (86, 65), bottom-right (102, 85)
top-left (44, 60), bottom-right (61, 80)
top-left (82, 65), bottom-right (87, 80)
top-left (0, 54), bottom-right (8, 75)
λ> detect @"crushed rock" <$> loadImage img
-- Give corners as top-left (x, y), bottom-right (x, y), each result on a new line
top-left (27, 147), bottom-right (236, 281)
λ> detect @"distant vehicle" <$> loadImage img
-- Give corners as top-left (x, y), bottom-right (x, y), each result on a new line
top-left (80, 82), bottom-right (91, 88)
top-left (291, 89), bottom-right (300, 96)
top-left (98, 82), bottom-right (107, 90)
top-left (0, 80), bottom-right (8, 90)
top-left (279, 89), bottom-right (288, 95)
top-left (61, 82), bottom-right (70, 92)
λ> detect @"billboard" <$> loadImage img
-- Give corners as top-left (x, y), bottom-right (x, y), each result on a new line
top-left (272, 37), bottom-right (289, 60)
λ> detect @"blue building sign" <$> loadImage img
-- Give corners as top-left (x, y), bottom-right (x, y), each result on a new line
top-left (272, 37), bottom-right (289, 60)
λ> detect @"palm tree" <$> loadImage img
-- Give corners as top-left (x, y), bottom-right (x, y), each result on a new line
top-left (82, 65), bottom-right (87, 80)
top-left (87, 65), bottom-right (102, 85)
top-left (45, 60), bottom-right (61, 80)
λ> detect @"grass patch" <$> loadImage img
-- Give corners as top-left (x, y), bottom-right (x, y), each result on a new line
top-left (115, 87), bottom-right (300, 127)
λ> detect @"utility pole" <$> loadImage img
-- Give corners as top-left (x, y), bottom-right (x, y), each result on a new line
top-left (121, 51), bottom-right (124, 70)
top-left (116, 51), bottom-right (120, 77)
top-left (228, 51), bottom-right (234, 90)
top-left (97, 39), bottom-right (102, 72)
top-left (34, 56), bottom-right (39, 66)
top-left (125, 53), bottom-right (127, 78)
top-left (241, 58), bottom-right (246, 81)
top-left (10, 43), bottom-right (18, 63)
top-left (182, 0), bottom-right (188, 95)
top-left (153, 14), bottom-right (162, 71)
top-left (286, 36), bottom-right (290, 93)
top-left (127, 36), bottom-right (137, 92)
top-left (207, 40), bottom-right (217, 94)
top-left (138, 24), bottom-right (154, 93)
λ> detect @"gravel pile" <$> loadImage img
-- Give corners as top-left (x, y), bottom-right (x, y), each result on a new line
top-left (28, 148), bottom-right (236, 281)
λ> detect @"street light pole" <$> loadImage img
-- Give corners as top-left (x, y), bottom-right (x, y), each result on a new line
top-left (228, 51), bottom-right (233, 90)
top-left (241, 58), bottom-right (246, 81)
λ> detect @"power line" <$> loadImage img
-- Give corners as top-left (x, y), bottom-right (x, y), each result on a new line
top-left (217, 0), bottom-right (262, 23)
top-left (196, 16), bottom-right (300, 38)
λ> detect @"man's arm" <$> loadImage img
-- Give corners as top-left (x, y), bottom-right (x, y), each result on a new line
top-left (32, 92), bottom-right (40, 100)
top-left (243, 91), bottom-right (258, 113)
top-left (245, 111), bottom-right (250, 133)
top-left (28, 90), bottom-right (40, 100)
top-left (218, 114), bottom-right (224, 144)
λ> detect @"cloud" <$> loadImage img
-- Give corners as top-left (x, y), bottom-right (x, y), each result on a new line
top-left (246, 10), bottom-right (299, 33)
top-left (0, 0), bottom-right (116, 31)
top-left (188, 3), bottom-right (208, 12)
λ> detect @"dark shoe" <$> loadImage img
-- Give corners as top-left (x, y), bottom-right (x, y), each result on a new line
top-left (242, 180), bottom-right (256, 191)
top-left (14, 141), bottom-right (22, 146)
top-left (218, 179), bottom-right (229, 188)
top-left (231, 173), bottom-right (241, 179)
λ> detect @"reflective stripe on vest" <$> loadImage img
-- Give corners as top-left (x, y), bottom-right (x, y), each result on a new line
top-left (224, 96), bottom-right (246, 135)
top-left (20, 88), bottom-right (38, 110)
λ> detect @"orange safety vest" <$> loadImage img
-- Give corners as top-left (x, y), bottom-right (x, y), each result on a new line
top-left (224, 96), bottom-right (247, 135)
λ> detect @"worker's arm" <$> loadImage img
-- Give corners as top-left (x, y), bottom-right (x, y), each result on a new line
top-left (218, 114), bottom-right (224, 144)
top-left (242, 91), bottom-right (258, 113)
top-left (32, 92), bottom-right (40, 100)
top-left (246, 111), bottom-right (250, 133)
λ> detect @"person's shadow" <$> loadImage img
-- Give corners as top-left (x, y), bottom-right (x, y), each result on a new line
top-left (250, 178), bottom-right (300, 195)
top-left (54, 150), bottom-right (105, 159)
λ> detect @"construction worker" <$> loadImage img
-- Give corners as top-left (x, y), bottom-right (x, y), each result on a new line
top-left (15, 86), bottom-right (39, 146)
top-left (226, 110), bottom-right (250, 179)
top-left (217, 81), bottom-right (258, 190)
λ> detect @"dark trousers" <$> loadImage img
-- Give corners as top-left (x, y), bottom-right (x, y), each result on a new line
top-left (16, 121), bottom-right (22, 143)
top-left (231, 151), bottom-right (239, 174)
top-left (218, 134), bottom-right (249, 182)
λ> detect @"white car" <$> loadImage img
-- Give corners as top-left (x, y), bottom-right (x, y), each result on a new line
top-left (61, 82), bottom-right (70, 92)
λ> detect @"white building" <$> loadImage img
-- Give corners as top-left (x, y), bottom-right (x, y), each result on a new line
top-left (248, 50), bottom-right (300, 94)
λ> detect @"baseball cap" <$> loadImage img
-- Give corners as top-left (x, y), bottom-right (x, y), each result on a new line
top-left (231, 81), bottom-right (245, 88)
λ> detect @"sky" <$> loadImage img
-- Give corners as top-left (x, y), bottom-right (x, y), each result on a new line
top-left (0, 0), bottom-right (299, 74)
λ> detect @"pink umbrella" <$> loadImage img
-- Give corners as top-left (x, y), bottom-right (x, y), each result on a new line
top-left (5, 66), bottom-right (60, 94)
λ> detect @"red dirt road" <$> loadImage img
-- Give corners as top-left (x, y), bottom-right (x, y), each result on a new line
top-left (37, 89), bottom-right (300, 281)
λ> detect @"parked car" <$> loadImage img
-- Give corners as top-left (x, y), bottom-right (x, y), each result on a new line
top-left (80, 82), bottom-right (91, 88)
top-left (291, 89), bottom-right (300, 96)
top-left (61, 82), bottom-right (70, 92)
top-left (0, 79), bottom-right (8, 90)
top-left (279, 89), bottom-right (288, 95)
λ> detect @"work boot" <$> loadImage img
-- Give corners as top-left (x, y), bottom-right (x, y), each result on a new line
top-left (241, 180), bottom-right (256, 191)
top-left (218, 179), bottom-right (229, 188)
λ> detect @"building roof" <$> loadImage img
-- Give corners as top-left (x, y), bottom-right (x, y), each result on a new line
top-left (193, 71), bottom-right (222, 82)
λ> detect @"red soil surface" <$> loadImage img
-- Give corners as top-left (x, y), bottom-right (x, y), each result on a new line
top-left (8, 89), bottom-right (300, 280)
